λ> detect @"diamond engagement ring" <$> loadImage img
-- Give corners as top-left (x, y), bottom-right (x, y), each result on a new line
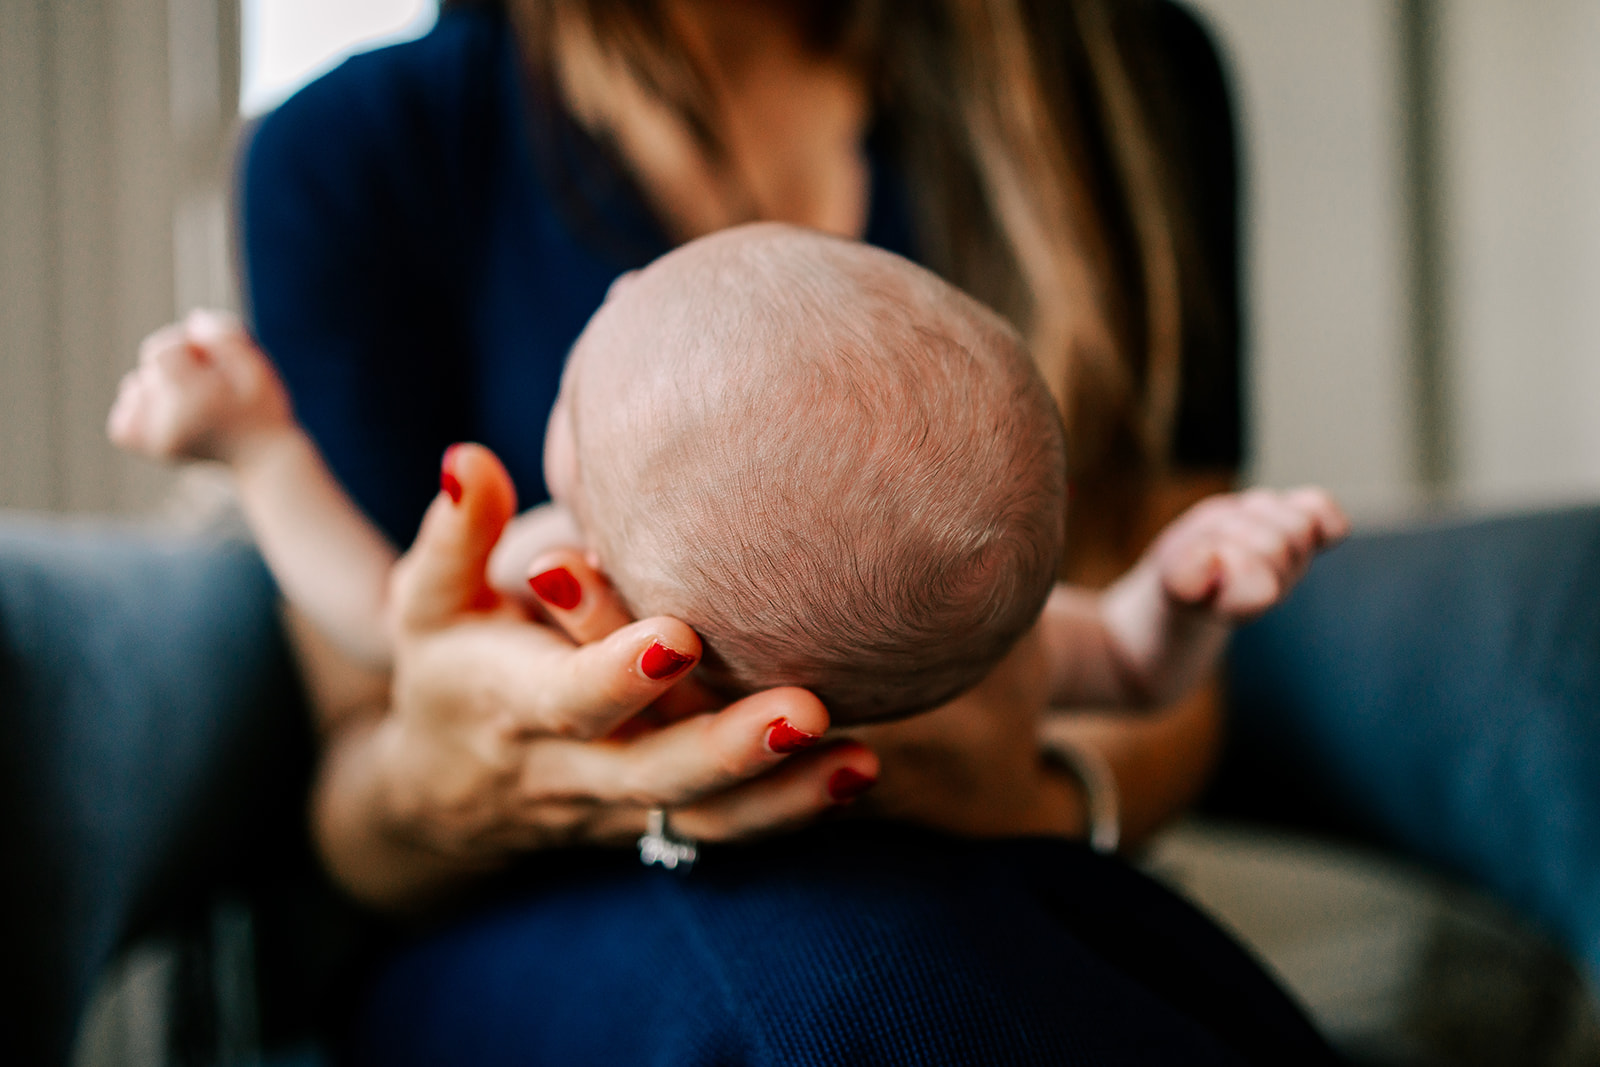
top-left (638, 807), bottom-right (698, 872)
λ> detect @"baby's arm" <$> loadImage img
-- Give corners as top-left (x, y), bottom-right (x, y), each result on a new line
top-left (1041, 488), bottom-right (1350, 709)
top-left (109, 311), bottom-right (397, 664)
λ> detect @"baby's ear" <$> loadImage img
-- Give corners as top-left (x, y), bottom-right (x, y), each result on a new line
top-left (603, 270), bottom-right (640, 302)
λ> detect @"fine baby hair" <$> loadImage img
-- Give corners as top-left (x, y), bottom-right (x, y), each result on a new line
top-left (559, 223), bottom-right (1068, 724)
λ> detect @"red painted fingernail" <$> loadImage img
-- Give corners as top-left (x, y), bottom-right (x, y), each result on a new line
top-left (440, 444), bottom-right (464, 504)
top-left (528, 567), bottom-right (582, 610)
top-left (765, 717), bottom-right (821, 754)
top-left (828, 768), bottom-right (876, 803)
top-left (640, 641), bottom-right (694, 680)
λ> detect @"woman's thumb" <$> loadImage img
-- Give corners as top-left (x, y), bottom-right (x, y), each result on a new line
top-left (390, 443), bottom-right (519, 633)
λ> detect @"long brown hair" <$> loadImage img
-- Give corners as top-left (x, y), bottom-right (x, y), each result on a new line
top-left (475, 0), bottom-right (1207, 530)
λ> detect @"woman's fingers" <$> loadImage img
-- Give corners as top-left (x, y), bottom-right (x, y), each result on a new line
top-left (423, 614), bottom-right (702, 742)
top-left (549, 617), bottom-right (703, 736)
top-left (390, 443), bottom-right (519, 632)
top-left (671, 737), bottom-right (880, 842)
top-left (523, 731), bottom-right (877, 849)
top-left (524, 547), bottom-right (726, 722)
top-left (486, 504), bottom-right (585, 604)
top-left (526, 547), bottom-right (636, 643)
top-left (518, 685), bottom-right (836, 807)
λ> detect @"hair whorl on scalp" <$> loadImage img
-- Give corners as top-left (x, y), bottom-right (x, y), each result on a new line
top-left (572, 224), bottom-right (1066, 724)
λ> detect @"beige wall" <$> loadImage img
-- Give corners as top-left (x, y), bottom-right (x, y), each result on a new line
top-left (0, 0), bottom-right (235, 517)
top-left (1440, 1), bottom-right (1600, 509)
top-left (1190, 0), bottom-right (1419, 517)
top-left (1195, 0), bottom-right (1600, 518)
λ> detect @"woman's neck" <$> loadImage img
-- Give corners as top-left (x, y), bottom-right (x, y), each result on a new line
top-left (554, 1), bottom-right (871, 242)
top-left (664, 0), bottom-right (811, 86)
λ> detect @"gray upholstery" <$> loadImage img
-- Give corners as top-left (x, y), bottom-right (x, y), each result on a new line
top-left (0, 517), bottom-right (312, 1066)
top-left (1224, 506), bottom-right (1600, 990)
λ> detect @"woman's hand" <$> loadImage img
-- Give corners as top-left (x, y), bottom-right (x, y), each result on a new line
top-left (526, 543), bottom-right (1091, 845)
top-left (311, 444), bottom-right (877, 911)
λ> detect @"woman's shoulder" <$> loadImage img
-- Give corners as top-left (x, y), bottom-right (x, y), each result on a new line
top-left (242, 4), bottom-right (513, 202)
top-left (1145, 1), bottom-right (1233, 115)
top-left (1113, 1), bottom-right (1233, 114)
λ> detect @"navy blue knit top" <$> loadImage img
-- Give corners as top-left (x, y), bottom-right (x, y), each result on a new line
top-left (240, 1), bottom-right (1241, 548)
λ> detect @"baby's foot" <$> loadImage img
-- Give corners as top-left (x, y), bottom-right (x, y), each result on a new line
top-left (108, 310), bottom-right (293, 465)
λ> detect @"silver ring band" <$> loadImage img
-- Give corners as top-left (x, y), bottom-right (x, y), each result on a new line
top-left (638, 807), bottom-right (699, 872)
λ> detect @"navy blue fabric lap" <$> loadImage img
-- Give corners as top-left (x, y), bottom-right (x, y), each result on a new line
top-left (355, 826), bottom-right (1336, 1067)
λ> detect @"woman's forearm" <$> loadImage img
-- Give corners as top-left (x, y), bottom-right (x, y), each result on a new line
top-left (288, 607), bottom-right (505, 914)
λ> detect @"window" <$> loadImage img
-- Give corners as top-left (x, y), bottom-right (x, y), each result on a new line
top-left (239, 0), bottom-right (438, 115)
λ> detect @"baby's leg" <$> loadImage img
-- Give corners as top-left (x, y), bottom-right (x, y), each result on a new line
top-left (110, 311), bottom-right (397, 665)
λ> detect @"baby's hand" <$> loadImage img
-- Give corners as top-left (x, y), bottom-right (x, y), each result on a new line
top-left (1149, 487), bottom-right (1350, 620)
top-left (108, 310), bottom-right (293, 465)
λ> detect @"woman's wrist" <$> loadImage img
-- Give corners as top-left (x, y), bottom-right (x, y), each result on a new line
top-left (1038, 732), bottom-right (1121, 853)
top-left (1033, 758), bottom-right (1094, 840)
top-left (315, 710), bottom-right (510, 913)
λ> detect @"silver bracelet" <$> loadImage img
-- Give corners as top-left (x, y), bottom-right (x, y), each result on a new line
top-left (1038, 734), bottom-right (1121, 855)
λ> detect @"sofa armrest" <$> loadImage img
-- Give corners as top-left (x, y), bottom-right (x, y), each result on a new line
top-left (0, 516), bottom-right (314, 1066)
top-left (1220, 505), bottom-right (1600, 990)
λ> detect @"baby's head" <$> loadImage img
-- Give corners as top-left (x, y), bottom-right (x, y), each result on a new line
top-left (545, 223), bottom-right (1066, 724)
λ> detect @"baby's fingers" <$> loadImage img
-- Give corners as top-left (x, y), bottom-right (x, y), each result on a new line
top-left (1211, 540), bottom-right (1286, 617)
top-left (106, 370), bottom-right (147, 445)
top-left (1162, 541), bottom-right (1223, 605)
top-left (137, 321), bottom-right (189, 367)
top-left (1284, 486), bottom-right (1352, 548)
top-left (1231, 490), bottom-right (1319, 568)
